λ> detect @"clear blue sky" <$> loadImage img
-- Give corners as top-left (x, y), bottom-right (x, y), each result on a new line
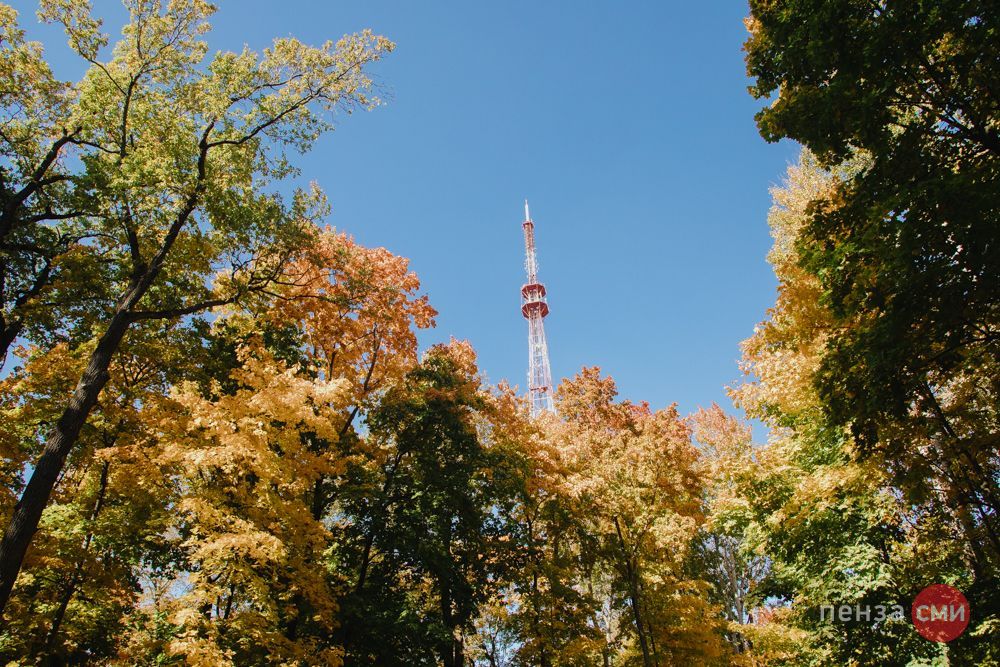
top-left (16, 1), bottom-right (798, 430)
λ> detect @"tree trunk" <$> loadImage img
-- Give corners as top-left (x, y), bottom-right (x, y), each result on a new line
top-left (1, 257), bottom-right (53, 367)
top-left (452, 631), bottom-right (464, 667)
top-left (0, 313), bottom-right (130, 616)
top-left (42, 460), bottom-right (111, 655)
top-left (614, 516), bottom-right (653, 667)
top-left (0, 319), bottom-right (22, 368)
top-left (440, 583), bottom-right (455, 667)
top-left (524, 514), bottom-right (551, 667)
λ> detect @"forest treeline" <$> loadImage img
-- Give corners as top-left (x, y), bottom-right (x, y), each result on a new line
top-left (0, 1), bottom-right (997, 665)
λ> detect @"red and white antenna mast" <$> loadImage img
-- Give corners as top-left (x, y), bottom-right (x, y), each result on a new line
top-left (521, 200), bottom-right (555, 416)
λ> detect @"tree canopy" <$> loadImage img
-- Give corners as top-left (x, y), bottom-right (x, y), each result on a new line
top-left (0, 1), bottom-right (997, 665)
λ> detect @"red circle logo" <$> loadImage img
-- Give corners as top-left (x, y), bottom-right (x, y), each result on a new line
top-left (911, 584), bottom-right (970, 642)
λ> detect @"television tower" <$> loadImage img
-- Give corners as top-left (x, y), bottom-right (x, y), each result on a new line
top-left (521, 200), bottom-right (555, 416)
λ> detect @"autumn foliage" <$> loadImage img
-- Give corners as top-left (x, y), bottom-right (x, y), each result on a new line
top-left (2, 1), bottom-right (998, 666)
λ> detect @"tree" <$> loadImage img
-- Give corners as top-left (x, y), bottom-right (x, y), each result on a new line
top-left (689, 404), bottom-right (767, 655)
top-left (549, 368), bottom-right (728, 666)
top-left (157, 342), bottom-right (349, 666)
top-left (730, 152), bottom-right (983, 665)
top-left (745, 0), bottom-right (999, 579)
top-left (265, 228), bottom-right (437, 526)
top-left (336, 341), bottom-right (525, 666)
top-left (0, 0), bottom-right (393, 614)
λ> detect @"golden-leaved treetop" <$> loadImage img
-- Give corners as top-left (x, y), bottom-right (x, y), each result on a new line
top-left (159, 343), bottom-right (350, 666)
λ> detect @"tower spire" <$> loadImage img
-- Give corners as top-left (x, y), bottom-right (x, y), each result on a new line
top-left (520, 200), bottom-right (555, 416)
